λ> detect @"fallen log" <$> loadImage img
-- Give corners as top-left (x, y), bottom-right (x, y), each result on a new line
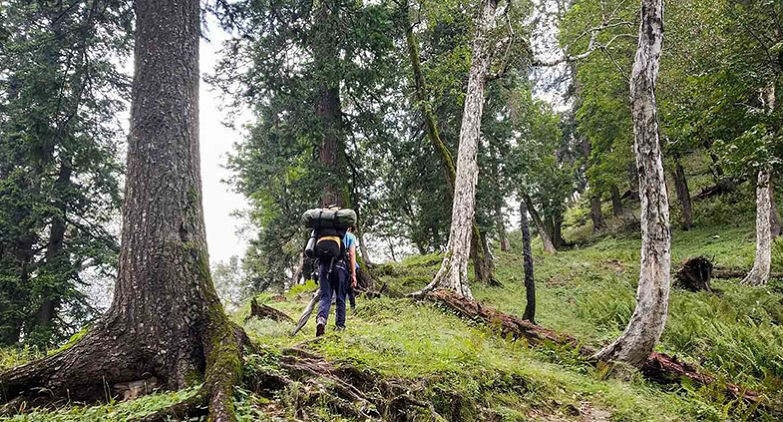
top-left (246, 298), bottom-right (294, 323)
top-left (712, 268), bottom-right (783, 280)
top-left (695, 180), bottom-right (736, 200)
top-left (422, 289), bottom-right (762, 404)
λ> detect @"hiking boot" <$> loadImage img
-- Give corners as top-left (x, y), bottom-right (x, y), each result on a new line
top-left (316, 323), bottom-right (325, 337)
top-left (335, 326), bottom-right (346, 332)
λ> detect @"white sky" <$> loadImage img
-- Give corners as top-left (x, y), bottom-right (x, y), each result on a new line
top-left (199, 29), bottom-right (252, 265)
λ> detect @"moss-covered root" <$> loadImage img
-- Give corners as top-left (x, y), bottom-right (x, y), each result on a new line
top-left (203, 322), bottom-right (248, 422)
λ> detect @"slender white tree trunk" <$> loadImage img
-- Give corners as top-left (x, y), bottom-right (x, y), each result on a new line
top-left (743, 169), bottom-right (772, 286)
top-left (412, 0), bottom-right (498, 299)
top-left (594, 0), bottom-right (671, 367)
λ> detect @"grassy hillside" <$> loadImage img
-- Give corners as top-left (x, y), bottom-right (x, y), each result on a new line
top-left (2, 186), bottom-right (783, 421)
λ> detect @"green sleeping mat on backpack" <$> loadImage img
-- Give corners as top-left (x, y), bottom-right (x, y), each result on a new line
top-left (301, 208), bottom-right (357, 230)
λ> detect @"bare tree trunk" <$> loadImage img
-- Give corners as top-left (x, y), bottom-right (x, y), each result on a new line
top-left (498, 216), bottom-right (510, 252)
top-left (316, 87), bottom-right (344, 207)
top-left (673, 157), bottom-right (693, 231)
top-left (520, 201), bottom-right (536, 324)
top-left (357, 228), bottom-right (372, 264)
top-left (403, 7), bottom-right (455, 193)
top-left (610, 185), bottom-right (623, 217)
top-left (403, 3), bottom-right (494, 282)
top-left (589, 195), bottom-right (606, 232)
top-left (315, 3), bottom-right (345, 208)
top-left (524, 194), bottom-right (556, 253)
top-left (0, 208), bottom-right (36, 345)
top-left (32, 159), bottom-right (72, 339)
top-left (290, 253), bottom-right (304, 287)
top-left (412, 0), bottom-right (499, 299)
top-left (550, 214), bottom-right (567, 249)
top-left (770, 182), bottom-right (781, 237)
top-left (471, 230), bottom-right (499, 286)
top-left (743, 169), bottom-right (772, 287)
top-left (594, 0), bottom-right (671, 367)
top-left (0, 2), bottom-right (248, 419)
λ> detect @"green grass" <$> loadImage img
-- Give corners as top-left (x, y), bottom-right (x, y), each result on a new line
top-left (3, 183), bottom-right (782, 420)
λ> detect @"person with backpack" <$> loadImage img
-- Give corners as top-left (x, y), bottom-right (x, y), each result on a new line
top-left (302, 207), bottom-right (358, 336)
top-left (344, 226), bottom-right (359, 312)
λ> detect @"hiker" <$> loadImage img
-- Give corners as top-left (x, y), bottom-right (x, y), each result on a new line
top-left (303, 203), bottom-right (353, 335)
top-left (345, 226), bottom-right (359, 312)
top-left (314, 224), bottom-right (359, 336)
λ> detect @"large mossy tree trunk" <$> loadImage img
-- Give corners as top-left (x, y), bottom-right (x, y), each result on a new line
top-left (594, 0), bottom-right (671, 367)
top-left (403, 1), bottom-right (496, 285)
top-left (411, 0), bottom-right (499, 300)
top-left (742, 169), bottom-right (772, 287)
top-left (673, 157), bottom-right (693, 231)
top-left (0, 1), bottom-right (248, 419)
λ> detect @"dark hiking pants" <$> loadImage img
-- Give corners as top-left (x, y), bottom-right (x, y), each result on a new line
top-left (316, 261), bottom-right (348, 328)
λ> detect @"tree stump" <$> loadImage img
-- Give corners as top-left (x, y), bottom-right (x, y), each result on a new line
top-left (675, 257), bottom-right (713, 292)
top-left (246, 298), bottom-right (294, 323)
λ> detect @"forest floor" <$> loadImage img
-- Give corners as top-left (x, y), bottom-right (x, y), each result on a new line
top-left (2, 183), bottom-right (783, 421)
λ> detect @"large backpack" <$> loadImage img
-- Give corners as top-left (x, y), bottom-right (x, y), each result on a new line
top-left (313, 227), bottom-right (346, 261)
top-left (302, 208), bottom-right (356, 262)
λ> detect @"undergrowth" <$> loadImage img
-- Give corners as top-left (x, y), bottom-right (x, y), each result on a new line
top-left (3, 184), bottom-right (782, 420)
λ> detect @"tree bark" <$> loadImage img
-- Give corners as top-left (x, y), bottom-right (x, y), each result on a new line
top-left (471, 230), bottom-right (500, 286)
top-left (589, 195), bottom-right (606, 232)
top-left (523, 194), bottom-right (556, 253)
top-left (1, 2), bottom-right (248, 419)
top-left (0, 214), bottom-right (35, 345)
top-left (520, 201), bottom-right (536, 324)
top-left (550, 213), bottom-right (567, 249)
top-left (403, 4), bottom-right (495, 283)
top-left (412, 0), bottom-right (499, 300)
top-left (610, 185), bottom-right (623, 217)
top-left (673, 157), bottom-right (693, 231)
top-left (315, 3), bottom-right (345, 208)
top-left (31, 159), bottom-right (72, 340)
top-left (742, 169), bottom-right (772, 286)
top-left (498, 216), bottom-right (510, 252)
top-left (594, 0), bottom-right (671, 367)
top-left (403, 8), bottom-right (456, 193)
top-left (316, 87), bottom-right (344, 207)
top-left (770, 182), bottom-right (781, 237)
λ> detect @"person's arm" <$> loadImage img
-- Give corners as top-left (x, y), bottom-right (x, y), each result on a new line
top-left (350, 244), bottom-right (357, 288)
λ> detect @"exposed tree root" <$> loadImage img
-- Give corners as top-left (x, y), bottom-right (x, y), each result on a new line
top-left (711, 267), bottom-right (783, 280)
top-left (675, 257), bottom-right (713, 292)
top-left (0, 316), bottom-right (251, 421)
top-left (244, 347), bottom-right (442, 421)
top-left (246, 297), bottom-right (294, 323)
top-left (420, 289), bottom-right (763, 404)
top-left (641, 353), bottom-right (762, 403)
